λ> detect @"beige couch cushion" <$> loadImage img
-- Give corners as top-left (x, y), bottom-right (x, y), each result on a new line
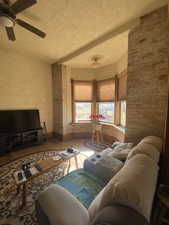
top-left (89, 154), bottom-right (159, 221)
top-left (140, 136), bottom-right (162, 151)
top-left (38, 184), bottom-right (89, 225)
top-left (110, 148), bottom-right (131, 160)
top-left (111, 142), bottom-right (133, 150)
top-left (127, 142), bottom-right (160, 163)
top-left (108, 142), bottom-right (133, 160)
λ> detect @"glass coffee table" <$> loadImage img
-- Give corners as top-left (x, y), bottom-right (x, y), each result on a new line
top-left (13, 149), bottom-right (80, 209)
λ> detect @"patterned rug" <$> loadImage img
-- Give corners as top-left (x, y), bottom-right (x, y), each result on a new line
top-left (84, 140), bottom-right (112, 152)
top-left (0, 150), bottom-right (68, 225)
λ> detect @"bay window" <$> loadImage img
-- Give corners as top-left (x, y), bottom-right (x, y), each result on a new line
top-left (72, 74), bottom-right (127, 126)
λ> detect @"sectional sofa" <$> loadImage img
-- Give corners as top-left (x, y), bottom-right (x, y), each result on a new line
top-left (36, 136), bottom-right (162, 225)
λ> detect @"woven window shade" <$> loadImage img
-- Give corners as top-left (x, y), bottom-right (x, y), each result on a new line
top-left (118, 75), bottom-right (127, 100)
top-left (97, 79), bottom-right (115, 102)
top-left (73, 81), bottom-right (93, 102)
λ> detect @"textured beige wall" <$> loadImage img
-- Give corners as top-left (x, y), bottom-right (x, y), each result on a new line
top-left (0, 50), bottom-right (53, 133)
top-left (116, 53), bottom-right (128, 73)
top-left (71, 54), bottom-right (128, 82)
top-left (94, 54), bottom-right (128, 80)
top-left (71, 67), bottom-right (95, 80)
top-left (94, 63), bottom-right (118, 80)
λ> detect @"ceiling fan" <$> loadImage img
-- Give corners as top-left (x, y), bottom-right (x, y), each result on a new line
top-left (0, 0), bottom-right (46, 41)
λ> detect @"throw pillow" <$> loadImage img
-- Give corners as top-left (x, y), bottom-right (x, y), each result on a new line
top-left (110, 148), bottom-right (131, 160)
top-left (111, 141), bottom-right (121, 149)
top-left (101, 147), bottom-right (114, 157)
top-left (113, 142), bottom-right (133, 151)
top-left (109, 142), bottom-right (134, 160)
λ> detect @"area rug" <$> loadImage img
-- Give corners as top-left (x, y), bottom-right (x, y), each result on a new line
top-left (0, 150), bottom-right (68, 225)
top-left (84, 140), bottom-right (112, 152)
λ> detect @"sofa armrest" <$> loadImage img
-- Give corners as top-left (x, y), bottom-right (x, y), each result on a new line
top-left (36, 184), bottom-right (89, 225)
top-left (36, 201), bottom-right (51, 225)
top-left (84, 154), bottom-right (123, 182)
top-left (90, 205), bottom-right (149, 225)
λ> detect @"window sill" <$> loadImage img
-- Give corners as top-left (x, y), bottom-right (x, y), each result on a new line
top-left (100, 122), bottom-right (125, 133)
top-left (71, 121), bottom-right (91, 125)
top-left (71, 122), bottom-right (125, 132)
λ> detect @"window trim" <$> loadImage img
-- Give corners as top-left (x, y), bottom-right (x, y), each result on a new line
top-left (73, 102), bottom-right (92, 123)
top-left (96, 101), bottom-right (115, 124)
top-left (120, 100), bottom-right (126, 127)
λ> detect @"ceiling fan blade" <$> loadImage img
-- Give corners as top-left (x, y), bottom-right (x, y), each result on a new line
top-left (10, 0), bottom-right (37, 15)
top-left (5, 27), bottom-right (16, 41)
top-left (16, 19), bottom-right (46, 38)
top-left (2, 0), bottom-right (10, 6)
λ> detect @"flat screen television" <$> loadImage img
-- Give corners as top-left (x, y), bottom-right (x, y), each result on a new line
top-left (0, 110), bottom-right (41, 134)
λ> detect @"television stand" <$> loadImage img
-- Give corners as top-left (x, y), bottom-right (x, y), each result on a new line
top-left (0, 128), bottom-right (44, 156)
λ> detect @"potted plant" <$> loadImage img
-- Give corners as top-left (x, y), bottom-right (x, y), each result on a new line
top-left (90, 114), bottom-right (105, 126)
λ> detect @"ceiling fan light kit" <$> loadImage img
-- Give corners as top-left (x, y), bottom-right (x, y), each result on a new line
top-left (0, 0), bottom-right (46, 41)
top-left (0, 15), bottom-right (14, 27)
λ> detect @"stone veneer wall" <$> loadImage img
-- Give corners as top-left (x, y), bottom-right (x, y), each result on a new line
top-left (125, 6), bottom-right (169, 143)
top-left (52, 64), bottom-right (63, 137)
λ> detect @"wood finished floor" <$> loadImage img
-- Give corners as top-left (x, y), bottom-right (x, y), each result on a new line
top-left (0, 138), bottom-right (94, 167)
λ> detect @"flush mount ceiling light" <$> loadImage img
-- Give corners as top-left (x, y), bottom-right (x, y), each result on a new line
top-left (90, 55), bottom-right (103, 68)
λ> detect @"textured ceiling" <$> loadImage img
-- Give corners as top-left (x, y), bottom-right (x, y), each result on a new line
top-left (65, 31), bottom-right (129, 68)
top-left (0, 0), bottom-right (167, 65)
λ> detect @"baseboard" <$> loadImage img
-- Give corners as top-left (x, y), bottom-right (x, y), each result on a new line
top-left (53, 132), bottom-right (73, 141)
top-left (62, 133), bottom-right (73, 141)
top-left (53, 132), bottom-right (119, 143)
top-left (46, 132), bottom-right (54, 138)
top-left (54, 132), bottom-right (90, 141)
top-left (53, 132), bottom-right (63, 140)
top-left (72, 132), bottom-right (91, 139)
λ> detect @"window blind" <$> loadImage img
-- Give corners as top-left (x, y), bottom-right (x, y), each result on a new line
top-left (96, 79), bottom-right (115, 102)
top-left (73, 81), bottom-right (93, 102)
top-left (118, 75), bottom-right (127, 100)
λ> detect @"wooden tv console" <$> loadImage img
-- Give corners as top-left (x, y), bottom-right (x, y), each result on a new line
top-left (0, 128), bottom-right (44, 156)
